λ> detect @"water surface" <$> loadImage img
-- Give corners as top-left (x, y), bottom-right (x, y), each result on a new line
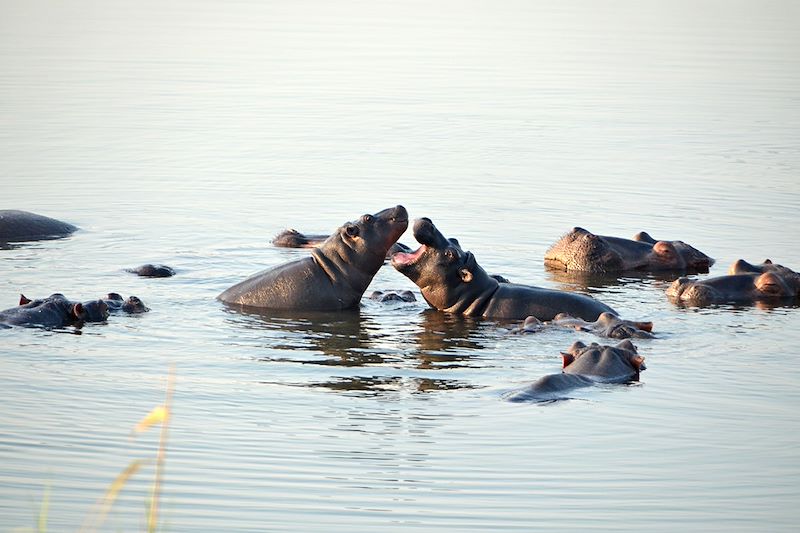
top-left (1, 0), bottom-right (799, 531)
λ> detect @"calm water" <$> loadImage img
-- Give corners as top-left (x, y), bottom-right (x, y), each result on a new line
top-left (2, 0), bottom-right (799, 531)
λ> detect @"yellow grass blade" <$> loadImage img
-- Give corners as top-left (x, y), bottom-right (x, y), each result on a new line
top-left (134, 405), bottom-right (169, 433)
top-left (80, 459), bottom-right (148, 533)
top-left (37, 483), bottom-right (50, 533)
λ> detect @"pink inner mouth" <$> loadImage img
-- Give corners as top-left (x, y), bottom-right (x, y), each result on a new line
top-left (391, 245), bottom-right (427, 266)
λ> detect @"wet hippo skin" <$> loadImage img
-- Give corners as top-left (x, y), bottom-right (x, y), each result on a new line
top-left (505, 340), bottom-right (646, 402)
top-left (126, 264), bottom-right (176, 277)
top-left (391, 218), bottom-right (622, 322)
top-left (219, 205), bottom-right (408, 311)
top-left (545, 227), bottom-right (714, 273)
top-left (0, 210), bottom-right (78, 243)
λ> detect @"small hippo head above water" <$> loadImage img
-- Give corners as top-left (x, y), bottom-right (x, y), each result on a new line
top-left (391, 217), bottom-right (489, 311)
top-left (561, 339), bottom-right (646, 379)
top-left (544, 227), bottom-right (714, 273)
top-left (667, 270), bottom-right (799, 307)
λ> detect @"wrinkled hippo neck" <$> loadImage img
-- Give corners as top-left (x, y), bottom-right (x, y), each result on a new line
top-left (311, 244), bottom-right (380, 294)
top-left (438, 271), bottom-right (500, 316)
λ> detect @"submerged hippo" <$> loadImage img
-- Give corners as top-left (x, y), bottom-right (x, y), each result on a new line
top-left (544, 227), bottom-right (714, 273)
top-left (219, 205), bottom-right (408, 311)
top-left (7, 292), bottom-right (150, 328)
top-left (516, 312), bottom-right (654, 339)
top-left (126, 264), bottom-right (176, 277)
top-left (369, 290), bottom-right (417, 303)
top-left (272, 228), bottom-right (412, 258)
top-left (727, 259), bottom-right (800, 289)
top-left (0, 210), bottom-right (78, 243)
top-left (391, 218), bottom-right (627, 322)
top-left (1, 293), bottom-right (105, 328)
top-left (667, 270), bottom-right (799, 307)
top-left (504, 340), bottom-right (646, 402)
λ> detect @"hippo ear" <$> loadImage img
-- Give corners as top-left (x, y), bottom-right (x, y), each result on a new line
top-left (764, 259), bottom-right (772, 264)
top-left (71, 302), bottom-right (84, 318)
top-left (617, 339), bottom-right (637, 353)
top-left (630, 355), bottom-right (646, 371)
top-left (459, 268), bottom-right (473, 283)
top-left (634, 231), bottom-right (655, 243)
top-left (561, 352), bottom-right (575, 368)
top-left (19, 294), bottom-right (31, 305)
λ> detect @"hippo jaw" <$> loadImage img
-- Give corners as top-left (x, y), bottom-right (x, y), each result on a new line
top-left (338, 205), bottom-right (408, 266)
top-left (391, 218), bottom-right (486, 310)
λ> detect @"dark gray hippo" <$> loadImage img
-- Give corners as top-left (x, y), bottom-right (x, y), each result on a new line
top-left (126, 264), bottom-right (176, 277)
top-left (545, 227), bottom-right (714, 273)
top-left (219, 205), bottom-right (408, 311)
top-left (369, 290), bottom-right (416, 303)
top-left (667, 269), bottom-right (799, 307)
top-left (1, 293), bottom-right (106, 328)
top-left (516, 312), bottom-right (654, 339)
top-left (504, 340), bottom-right (646, 402)
top-left (0, 210), bottom-right (78, 243)
top-left (5, 292), bottom-right (150, 328)
top-left (272, 228), bottom-right (412, 258)
top-left (390, 218), bottom-right (627, 322)
top-left (727, 258), bottom-right (800, 289)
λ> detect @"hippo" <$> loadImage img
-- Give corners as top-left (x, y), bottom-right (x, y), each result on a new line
top-left (1, 293), bottom-right (105, 328)
top-left (516, 312), bottom-right (654, 339)
top-left (272, 228), bottom-right (412, 258)
top-left (667, 270), bottom-right (799, 306)
top-left (369, 290), bottom-right (417, 303)
top-left (727, 259), bottom-right (800, 290)
top-left (0, 210), bottom-right (78, 243)
top-left (504, 340), bottom-right (646, 402)
top-left (544, 227), bottom-right (714, 273)
top-left (219, 205), bottom-right (408, 311)
top-left (391, 218), bottom-right (626, 322)
top-left (126, 264), bottom-right (176, 277)
top-left (9, 292), bottom-right (150, 327)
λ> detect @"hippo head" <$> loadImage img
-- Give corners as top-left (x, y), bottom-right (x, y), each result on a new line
top-left (81, 299), bottom-right (110, 322)
top-left (333, 205), bottom-right (408, 266)
top-left (668, 272), bottom-right (797, 306)
top-left (545, 227), bottom-right (624, 273)
top-left (728, 259), bottom-right (800, 293)
top-left (560, 340), bottom-right (645, 379)
top-left (391, 218), bottom-right (487, 310)
top-left (635, 232), bottom-right (714, 272)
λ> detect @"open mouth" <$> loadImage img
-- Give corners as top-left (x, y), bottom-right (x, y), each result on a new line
top-left (391, 245), bottom-right (427, 268)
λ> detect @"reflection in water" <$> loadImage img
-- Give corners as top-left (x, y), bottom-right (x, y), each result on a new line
top-left (273, 375), bottom-right (477, 395)
top-left (224, 304), bottom-right (500, 393)
top-left (545, 266), bottom-right (686, 291)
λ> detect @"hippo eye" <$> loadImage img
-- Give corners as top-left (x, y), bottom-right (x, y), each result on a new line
top-left (345, 225), bottom-right (360, 238)
top-left (361, 214), bottom-right (373, 224)
top-left (444, 248), bottom-right (456, 261)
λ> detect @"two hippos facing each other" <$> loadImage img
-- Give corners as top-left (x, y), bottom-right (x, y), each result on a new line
top-left (1, 292), bottom-right (149, 329)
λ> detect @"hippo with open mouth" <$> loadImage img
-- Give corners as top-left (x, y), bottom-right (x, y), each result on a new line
top-left (391, 218), bottom-right (637, 322)
top-left (219, 205), bottom-right (408, 311)
top-left (504, 340), bottom-right (646, 402)
top-left (544, 227), bottom-right (714, 273)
